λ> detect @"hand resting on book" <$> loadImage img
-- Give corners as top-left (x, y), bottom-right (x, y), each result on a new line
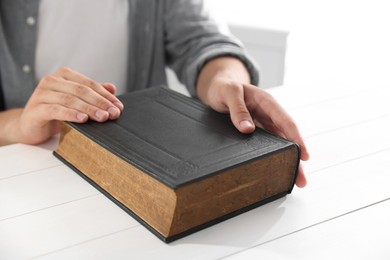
top-left (0, 67), bottom-right (124, 146)
top-left (196, 57), bottom-right (310, 188)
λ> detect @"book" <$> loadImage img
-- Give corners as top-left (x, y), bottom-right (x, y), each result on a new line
top-left (53, 86), bottom-right (300, 242)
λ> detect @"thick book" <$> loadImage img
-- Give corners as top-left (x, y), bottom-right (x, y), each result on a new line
top-left (53, 86), bottom-right (300, 242)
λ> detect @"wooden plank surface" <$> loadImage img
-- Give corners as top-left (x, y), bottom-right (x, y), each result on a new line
top-left (0, 196), bottom-right (139, 260)
top-left (0, 138), bottom-right (60, 180)
top-left (23, 143), bottom-right (390, 259)
top-left (224, 199), bottom-right (390, 260)
top-left (1, 81), bottom-right (390, 259)
top-left (0, 165), bottom-right (98, 220)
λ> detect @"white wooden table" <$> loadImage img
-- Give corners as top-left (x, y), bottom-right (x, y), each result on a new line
top-left (1, 81), bottom-right (390, 259)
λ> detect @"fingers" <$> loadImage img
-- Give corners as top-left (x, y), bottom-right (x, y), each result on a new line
top-left (273, 114), bottom-right (310, 161)
top-left (271, 113), bottom-right (310, 161)
top-left (253, 118), bottom-right (286, 138)
top-left (250, 86), bottom-right (310, 161)
top-left (220, 83), bottom-right (309, 163)
top-left (223, 83), bottom-right (256, 134)
top-left (17, 68), bottom-right (124, 145)
top-left (35, 103), bottom-right (89, 124)
top-left (295, 164), bottom-right (307, 188)
top-left (37, 68), bottom-right (125, 122)
top-left (37, 76), bottom-right (117, 121)
top-left (101, 83), bottom-right (117, 95)
top-left (53, 67), bottom-right (124, 112)
top-left (204, 79), bottom-right (309, 188)
top-left (255, 111), bottom-right (308, 188)
top-left (36, 86), bottom-right (113, 122)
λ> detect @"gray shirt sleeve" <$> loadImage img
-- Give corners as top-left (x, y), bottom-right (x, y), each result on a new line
top-left (163, 0), bottom-right (260, 97)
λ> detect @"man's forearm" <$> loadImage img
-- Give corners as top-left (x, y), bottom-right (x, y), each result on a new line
top-left (0, 109), bottom-right (23, 146)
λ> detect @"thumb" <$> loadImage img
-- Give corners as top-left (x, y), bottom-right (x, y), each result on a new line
top-left (225, 88), bottom-right (255, 134)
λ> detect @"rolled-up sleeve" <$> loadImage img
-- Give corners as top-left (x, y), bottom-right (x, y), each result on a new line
top-left (163, 0), bottom-right (260, 97)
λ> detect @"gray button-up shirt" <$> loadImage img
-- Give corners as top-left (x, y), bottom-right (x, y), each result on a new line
top-left (0, 0), bottom-right (259, 110)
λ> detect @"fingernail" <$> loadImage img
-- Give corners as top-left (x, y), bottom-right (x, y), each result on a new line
top-left (95, 109), bottom-right (108, 120)
top-left (108, 106), bottom-right (120, 119)
top-left (113, 101), bottom-right (124, 111)
top-left (240, 120), bottom-right (254, 129)
top-left (76, 113), bottom-right (88, 122)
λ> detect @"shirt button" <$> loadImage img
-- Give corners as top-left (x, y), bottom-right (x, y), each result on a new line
top-left (26, 16), bottom-right (36, 26)
top-left (22, 64), bottom-right (31, 74)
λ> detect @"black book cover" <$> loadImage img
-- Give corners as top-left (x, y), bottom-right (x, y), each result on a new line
top-left (66, 86), bottom-right (299, 190)
top-left (54, 86), bottom-right (300, 242)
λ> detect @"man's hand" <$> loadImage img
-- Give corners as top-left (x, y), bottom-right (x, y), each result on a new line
top-left (196, 57), bottom-right (309, 188)
top-left (0, 67), bottom-right (124, 146)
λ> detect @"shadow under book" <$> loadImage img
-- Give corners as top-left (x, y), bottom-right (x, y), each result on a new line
top-left (53, 86), bottom-right (300, 242)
